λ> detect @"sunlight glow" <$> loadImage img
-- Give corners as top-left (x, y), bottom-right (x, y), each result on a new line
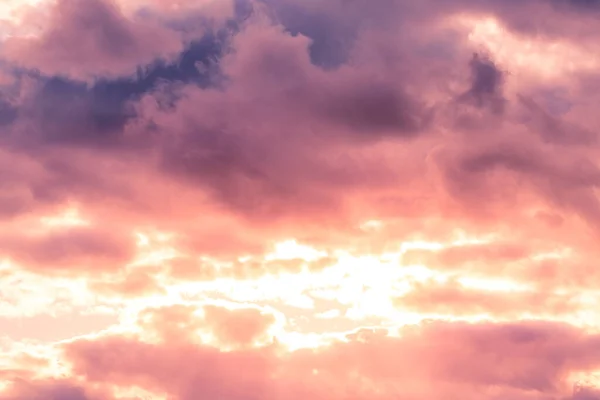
top-left (111, 386), bottom-right (169, 400)
top-left (457, 276), bottom-right (532, 292)
top-left (266, 240), bottom-right (328, 262)
top-left (455, 14), bottom-right (600, 81)
top-left (0, 0), bottom-right (52, 39)
top-left (40, 207), bottom-right (89, 228)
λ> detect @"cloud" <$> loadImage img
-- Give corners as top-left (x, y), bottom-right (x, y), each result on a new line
top-left (1, 1), bottom-right (600, 400)
top-left (87, 268), bottom-right (165, 297)
top-left (0, 0), bottom-right (598, 272)
top-left (517, 94), bottom-right (597, 145)
top-left (395, 278), bottom-right (578, 318)
top-left (1, 0), bottom-right (184, 81)
top-left (58, 320), bottom-right (600, 400)
top-left (133, 303), bottom-right (277, 347)
top-left (0, 225), bottom-right (136, 272)
top-left (457, 53), bottom-right (505, 114)
top-left (0, 379), bottom-right (109, 400)
top-left (202, 304), bottom-right (276, 346)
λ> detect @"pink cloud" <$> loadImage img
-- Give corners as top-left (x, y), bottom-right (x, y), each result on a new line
top-left (58, 320), bottom-right (600, 400)
top-left (202, 305), bottom-right (276, 346)
top-left (0, 225), bottom-right (136, 273)
top-left (87, 268), bottom-right (165, 297)
top-left (1, 3), bottom-right (600, 400)
top-left (0, 378), bottom-right (112, 400)
top-left (133, 304), bottom-right (276, 347)
top-left (396, 279), bottom-right (578, 318)
top-left (1, 0), bottom-right (183, 81)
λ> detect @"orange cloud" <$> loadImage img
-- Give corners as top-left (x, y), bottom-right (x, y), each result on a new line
top-left (202, 304), bottom-right (276, 347)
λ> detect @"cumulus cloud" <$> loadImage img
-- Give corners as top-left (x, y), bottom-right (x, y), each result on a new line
top-left (1, 0), bottom-right (600, 399)
top-left (1, 0), bottom-right (184, 81)
top-left (59, 320), bottom-right (600, 400)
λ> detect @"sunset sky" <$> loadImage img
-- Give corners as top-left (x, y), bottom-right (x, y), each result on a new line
top-left (2, 0), bottom-right (600, 399)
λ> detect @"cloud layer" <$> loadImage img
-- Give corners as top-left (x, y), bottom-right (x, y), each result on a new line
top-left (1, 0), bottom-right (600, 399)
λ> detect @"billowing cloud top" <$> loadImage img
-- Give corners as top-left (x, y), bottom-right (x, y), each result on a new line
top-left (1, 0), bottom-right (600, 399)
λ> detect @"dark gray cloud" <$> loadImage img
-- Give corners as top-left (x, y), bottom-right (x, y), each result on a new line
top-left (457, 53), bottom-right (505, 114)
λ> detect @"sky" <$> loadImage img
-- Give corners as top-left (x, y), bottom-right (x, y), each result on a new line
top-left (2, 0), bottom-right (600, 399)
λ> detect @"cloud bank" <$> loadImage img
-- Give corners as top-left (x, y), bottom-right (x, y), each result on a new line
top-left (1, 0), bottom-right (600, 399)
